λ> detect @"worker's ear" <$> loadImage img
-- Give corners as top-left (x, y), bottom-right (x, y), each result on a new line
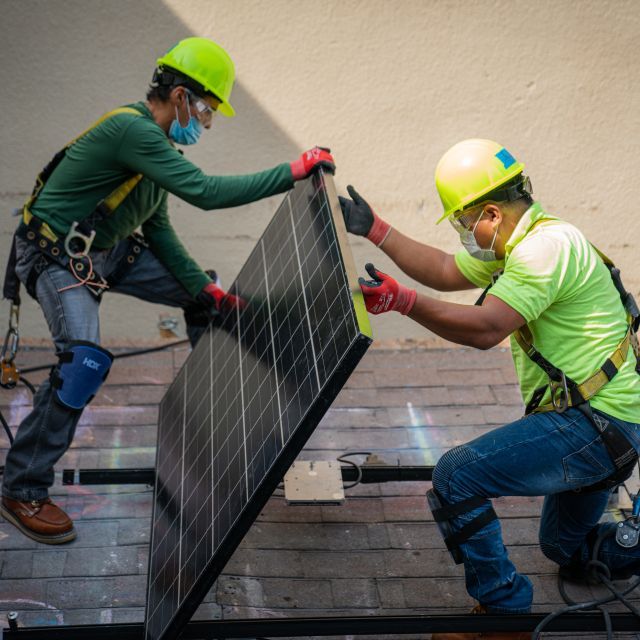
top-left (483, 203), bottom-right (502, 226)
top-left (170, 86), bottom-right (186, 106)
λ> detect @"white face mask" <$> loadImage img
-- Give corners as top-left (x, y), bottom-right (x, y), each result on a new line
top-left (459, 210), bottom-right (499, 262)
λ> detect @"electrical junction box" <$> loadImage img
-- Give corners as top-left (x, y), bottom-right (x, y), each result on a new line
top-left (284, 460), bottom-right (345, 505)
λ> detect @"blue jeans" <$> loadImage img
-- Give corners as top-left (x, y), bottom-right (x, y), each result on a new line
top-left (2, 237), bottom-right (208, 501)
top-left (432, 407), bottom-right (640, 613)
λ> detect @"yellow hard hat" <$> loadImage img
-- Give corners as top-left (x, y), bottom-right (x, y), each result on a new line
top-left (435, 139), bottom-right (525, 223)
top-left (157, 37), bottom-right (236, 117)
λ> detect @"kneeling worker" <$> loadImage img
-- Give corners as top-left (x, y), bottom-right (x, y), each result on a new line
top-left (1, 36), bottom-right (334, 544)
top-left (339, 138), bottom-right (640, 639)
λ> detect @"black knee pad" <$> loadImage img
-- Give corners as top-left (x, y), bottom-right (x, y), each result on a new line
top-left (50, 341), bottom-right (113, 410)
top-left (427, 488), bottom-right (497, 565)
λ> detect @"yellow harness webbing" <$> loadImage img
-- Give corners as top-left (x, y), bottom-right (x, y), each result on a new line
top-left (509, 219), bottom-right (637, 413)
top-left (514, 325), bottom-right (632, 412)
top-left (22, 106), bottom-right (144, 239)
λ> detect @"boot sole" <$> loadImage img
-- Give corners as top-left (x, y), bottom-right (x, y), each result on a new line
top-left (0, 505), bottom-right (77, 545)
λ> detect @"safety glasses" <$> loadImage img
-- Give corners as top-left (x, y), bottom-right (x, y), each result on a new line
top-left (449, 208), bottom-right (484, 234)
top-left (186, 89), bottom-right (217, 125)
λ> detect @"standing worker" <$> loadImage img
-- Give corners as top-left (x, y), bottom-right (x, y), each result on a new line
top-left (1, 36), bottom-right (334, 545)
top-left (339, 138), bottom-right (640, 639)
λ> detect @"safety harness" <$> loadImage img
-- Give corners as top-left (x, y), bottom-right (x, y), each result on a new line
top-left (428, 219), bottom-right (640, 564)
top-left (480, 220), bottom-right (640, 489)
top-left (3, 106), bottom-right (147, 305)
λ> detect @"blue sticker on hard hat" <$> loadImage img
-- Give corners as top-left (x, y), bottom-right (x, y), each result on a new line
top-left (496, 148), bottom-right (516, 169)
top-left (51, 341), bottom-right (113, 410)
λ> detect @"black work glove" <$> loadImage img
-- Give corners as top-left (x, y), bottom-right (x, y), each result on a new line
top-left (338, 185), bottom-right (391, 246)
top-left (338, 185), bottom-right (374, 236)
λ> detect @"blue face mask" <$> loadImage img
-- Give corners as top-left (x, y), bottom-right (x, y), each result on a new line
top-left (169, 94), bottom-right (203, 145)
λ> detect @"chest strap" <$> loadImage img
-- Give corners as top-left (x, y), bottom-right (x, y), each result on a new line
top-left (22, 106), bottom-right (143, 259)
top-left (473, 218), bottom-right (638, 412)
top-left (4, 108), bottom-right (145, 303)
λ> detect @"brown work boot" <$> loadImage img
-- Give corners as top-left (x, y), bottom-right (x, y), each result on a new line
top-left (1, 496), bottom-right (76, 544)
top-left (431, 604), bottom-right (530, 639)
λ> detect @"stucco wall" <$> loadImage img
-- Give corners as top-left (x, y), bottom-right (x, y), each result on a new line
top-left (1, 0), bottom-right (638, 343)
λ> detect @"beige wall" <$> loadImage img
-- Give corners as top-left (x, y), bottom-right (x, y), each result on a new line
top-left (1, 0), bottom-right (638, 343)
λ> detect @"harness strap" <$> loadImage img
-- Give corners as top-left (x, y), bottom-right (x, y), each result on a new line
top-left (517, 324), bottom-right (632, 413)
top-left (15, 223), bottom-right (146, 301)
top-left (5, 107), bottom-right (145, 303)
top-left (444, 507), bottom-right (498, 550)
top-left (431, 494), bottom-right (498, 553)
top-left (22, 107), bottom-right (143, 219)
top-left (3, 235), bottom-right (20, 305)
top-left (104, 235), bottom-right (146, 288)
top-left (15, 221), bottom-right (109, 299)
top-left (480, 216), bottom-right (638, 486)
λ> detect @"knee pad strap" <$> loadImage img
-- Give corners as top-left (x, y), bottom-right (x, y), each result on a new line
top-left (50, 341), bottom-right (113, 410)
top-left (427, 488), bottom-right (497, 564)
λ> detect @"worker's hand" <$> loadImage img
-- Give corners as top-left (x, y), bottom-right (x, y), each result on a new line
top-left (338, 185), bottom-right (391, 247)
top-left (198, 282), bottom-right (246, 313)
top-left (358, 263), bottom-right (416, 315)
top-left (290, 146), bottom-right (335, 180)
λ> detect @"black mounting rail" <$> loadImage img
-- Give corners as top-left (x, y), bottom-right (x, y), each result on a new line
top-left (4, 612), bottom-right (640, 639)
top-left (61, 464), bottom-right (434, 486)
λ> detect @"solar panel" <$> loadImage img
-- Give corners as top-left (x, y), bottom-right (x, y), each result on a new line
top-left (144, 171), bottom-right (372, 640)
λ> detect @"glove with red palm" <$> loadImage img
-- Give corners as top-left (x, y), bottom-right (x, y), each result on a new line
top-left (198, 282), bottom-right (246, 313)
top-left (290, 146), bottom-right (336, 180)
top-left (358, 263), bottom-right (416, 315)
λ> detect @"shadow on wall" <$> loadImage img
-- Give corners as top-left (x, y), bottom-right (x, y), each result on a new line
top-left (0, 0), bottom-right (300, 341)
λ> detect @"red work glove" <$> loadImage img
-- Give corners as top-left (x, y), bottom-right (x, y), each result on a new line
top-left (338, 185), bottom-right (391, 247)
top-left (358, 263), bottom-right (417, 315)
top-left (290, 146), bottom-right (336, 180)
top-left (199, 282), bottom-right (246, 313)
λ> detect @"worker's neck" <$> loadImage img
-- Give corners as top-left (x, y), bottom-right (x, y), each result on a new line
top-left (146, 99), bottom-right (173, 134)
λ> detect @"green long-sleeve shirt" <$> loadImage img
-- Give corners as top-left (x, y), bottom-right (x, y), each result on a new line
top-left (31, 102), bottom-right (295, 296)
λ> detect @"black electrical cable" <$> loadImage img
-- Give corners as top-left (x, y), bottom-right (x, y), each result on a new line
top-left (534, 482), bottom-right (640, 640)
top-left (0, 409), bottom-right (13, 445)
top-left (337, 451), bottom-right (371, 489)
top-left (18, 338), bottom-right (189, 374)
top-left (20, 376), bottom-right (36, 394)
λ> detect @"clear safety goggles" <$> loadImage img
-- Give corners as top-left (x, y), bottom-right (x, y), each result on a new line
top-left (449, 207), bottom-right (484, 234)
top-left (186, 89), bottom-right (217, 124)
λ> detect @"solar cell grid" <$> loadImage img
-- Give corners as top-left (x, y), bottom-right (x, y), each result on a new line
top-left (145, 172), bottom-right (372, 640)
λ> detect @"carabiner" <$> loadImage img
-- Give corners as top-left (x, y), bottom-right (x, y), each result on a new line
top-left (1, 305), bottom-right (20, 365)
top-left (0, 304), bottom-right (20, 389)
top-left (8, 303), bottom-right (19, 333)
top-left (550, 373), bottom-right (569, 413)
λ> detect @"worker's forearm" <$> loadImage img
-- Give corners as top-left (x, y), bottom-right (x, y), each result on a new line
top-left (407, 294), bottom-right (499, 349)
top-left (380, 228), bottom-right (451, 290)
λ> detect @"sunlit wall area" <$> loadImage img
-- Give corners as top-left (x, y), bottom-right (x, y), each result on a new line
top-left (1, 0), bottom-right (637, 341)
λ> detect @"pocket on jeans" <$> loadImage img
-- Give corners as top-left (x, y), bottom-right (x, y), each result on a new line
top-left (562, 436), bottom-right (611, 484)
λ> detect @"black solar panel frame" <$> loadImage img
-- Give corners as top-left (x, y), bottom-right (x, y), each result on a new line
top-left (144, 170), bottom-right (372, 640)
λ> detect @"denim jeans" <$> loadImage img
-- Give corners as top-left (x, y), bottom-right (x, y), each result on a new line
top-left (2, 237), bottom-right (208, 501)
top-left (432, 407), bottom-right (640, 613)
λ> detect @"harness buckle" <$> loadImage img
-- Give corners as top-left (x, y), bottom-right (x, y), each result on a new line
top-left (631, 330), bottom-right (640, 360)
top-left (550, 373), bottom-right (570, 413)
top-left (64, 221), bottom-right (96, 259)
